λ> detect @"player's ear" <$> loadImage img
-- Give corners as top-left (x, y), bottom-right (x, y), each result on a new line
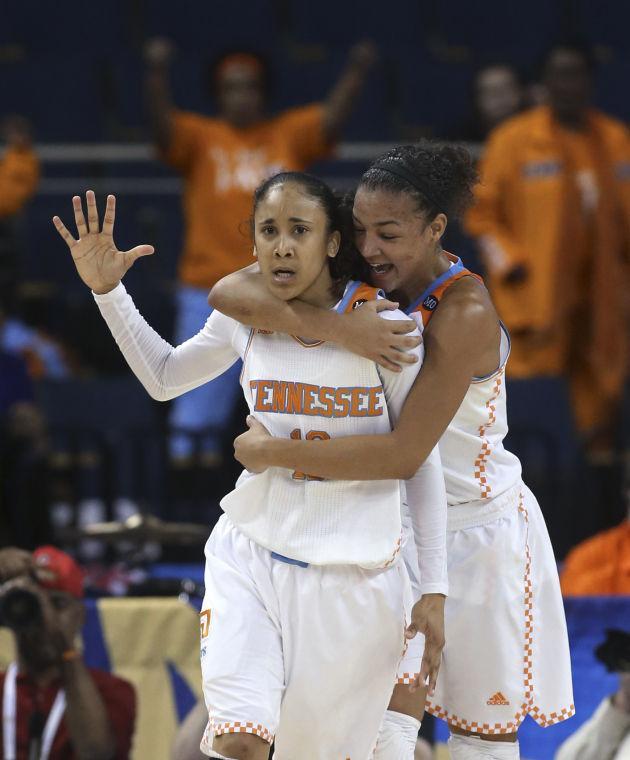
top-left (430, 213), bottom-right (447, 242)
top-left (327, 231), bottom-right (340, 258)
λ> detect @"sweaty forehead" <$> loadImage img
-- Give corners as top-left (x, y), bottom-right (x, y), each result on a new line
top-left (353, 186), bottom-right (420, 224)
top-left (256, 184), bottom-right (324, 220)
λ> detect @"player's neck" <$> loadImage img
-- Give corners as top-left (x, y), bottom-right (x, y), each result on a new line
top-left (401, 248), bottom-right (452, 303)
top-left (296, 270), bottom-right (338, 310)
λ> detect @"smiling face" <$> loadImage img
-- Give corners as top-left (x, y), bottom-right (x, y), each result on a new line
top-left (254, 182), bottom-right (340, 307)
top-left (352, 186), bottom-right (447, 300)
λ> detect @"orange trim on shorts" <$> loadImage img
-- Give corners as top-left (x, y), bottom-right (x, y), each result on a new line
top-left (209, 717), bottom-right (274, 744)
top-left (425, 492), bottom-right (575, 734)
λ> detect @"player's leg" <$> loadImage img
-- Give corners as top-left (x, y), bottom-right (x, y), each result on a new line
top-left (272, 558), bottom-right (408, 760)
top-left (426, 490), bottom-right (531, 758)
top-left (199, 516), bottom-right (283, 759)
top-left (447, 733), bottom-right (519, 759)
top-left (211, 735), bottom-right (269, 760)
top-left (445, 486), bottom-right (573, 759)
top-left (373, 526), bottom-right (427, 759)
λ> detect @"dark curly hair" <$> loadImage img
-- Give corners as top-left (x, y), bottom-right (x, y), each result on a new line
top-left (252, 172), bottom-right (368, 291)
top-left (360, 142), bottom-right (478, 223)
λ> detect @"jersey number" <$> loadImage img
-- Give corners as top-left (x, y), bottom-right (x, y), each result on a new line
top-left (290, 429), bottom-right (330, 481)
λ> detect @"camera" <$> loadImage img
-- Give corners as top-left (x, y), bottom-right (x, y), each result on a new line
top-left (595, 629), bottom-right (630, 673)
top-left (0, 587), bottom-right (43, 630)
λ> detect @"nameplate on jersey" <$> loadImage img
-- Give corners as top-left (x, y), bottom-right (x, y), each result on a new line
top-left (249, 379), bottom-right (384, 418)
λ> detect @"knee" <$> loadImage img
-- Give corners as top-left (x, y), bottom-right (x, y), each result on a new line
top-left (212, 733), bottom-right (269, 760)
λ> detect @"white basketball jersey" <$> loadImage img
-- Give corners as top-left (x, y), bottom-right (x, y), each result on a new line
top-left (94, 280), bottom-right (423, 569)
top-left (407, 256), bottom-right (521, 506)
top-left (220, 281), bottom-right (413, 567)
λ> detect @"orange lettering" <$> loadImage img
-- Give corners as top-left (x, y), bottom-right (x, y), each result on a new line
top-left (302, 384), bottom-right (319, 416)
top-left (286, 382), bottom-right (302, 414)
top-left (200, 609), bottom-right (211, 638)
top-left (334, 388), bottom-right (351, 417)
top-left (317, 386), bottom-right (334, 417)
top-left (350, 388), bottom-right (366, 417)
top-left (272, 380), bottom-right (287, 413)
top-left (367, 386), bottom-right (383, 416)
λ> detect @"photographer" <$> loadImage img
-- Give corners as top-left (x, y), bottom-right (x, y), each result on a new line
top-left (556, 630), bottom-right (630, 760)
top-left (0, 546), bottom-right (136, 759)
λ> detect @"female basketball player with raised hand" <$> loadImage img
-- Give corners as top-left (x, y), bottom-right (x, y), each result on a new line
top-left (52, 175), bottom-right (447, 760)
top-left (211, 145), bottom-right (574, 760)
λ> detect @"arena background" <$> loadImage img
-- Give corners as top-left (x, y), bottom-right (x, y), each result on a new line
top-left (1, 1), bottom-right (629, 759)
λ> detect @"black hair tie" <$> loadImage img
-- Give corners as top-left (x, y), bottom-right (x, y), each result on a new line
top-left (371, 162), bottom-right (448, 216)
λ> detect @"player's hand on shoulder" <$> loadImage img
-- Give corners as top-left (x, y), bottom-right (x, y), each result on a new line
top-left (0, 547), bottom-right (34, 583)
top-left (234, 416), bottom-right (272, 473)
top-left (338, 300), bottom-right (421, 373)
top-left (52, 191), bottom-right (154, 295)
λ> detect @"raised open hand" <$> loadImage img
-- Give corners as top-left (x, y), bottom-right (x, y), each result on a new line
top-left (52, 191), bottom-right (154, 294)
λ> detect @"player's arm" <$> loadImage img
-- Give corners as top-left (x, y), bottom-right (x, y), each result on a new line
top-left (209, 266), bottom-right (420, 371)
top-left (144, 37), bottom-right (175, 154)
top-left (464, 128), bottom-right (528, 283)
top-left (234, 284), bottom-right (498, 479)
top-left (322, 40), bottom-right (377, 142)
top-left (53, 192), bottom-right (240, 401)
top-left (376, 343), bottom-right (448, 692)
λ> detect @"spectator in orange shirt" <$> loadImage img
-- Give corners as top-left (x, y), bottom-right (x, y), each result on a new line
top-left (560, 513), bottom-right (630, 596)
top-left (0, 116), bottom-right (39, 219)
top-left (0, 116), bottom-right (40, 306)
top-left (145, 39), bottom-right (377, 466)
top-left (465, 42), bottom-right (630, 448)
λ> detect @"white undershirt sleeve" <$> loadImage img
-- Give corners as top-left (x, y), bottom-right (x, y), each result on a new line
top-left (93, 283), bottom-right (241, 401)
top-left (377, 309), bottom-right (448, 597)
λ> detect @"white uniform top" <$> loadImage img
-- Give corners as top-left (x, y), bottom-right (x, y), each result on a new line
top-left (95, 281), bottom-right (447, 586)
top-left (407, 255), bottom-right (522, 507)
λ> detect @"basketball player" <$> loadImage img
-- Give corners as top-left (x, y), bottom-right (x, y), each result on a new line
top-left (52, 175), bottom-right (448, 760)
top-left (209, 144), bottom-right (575, 760)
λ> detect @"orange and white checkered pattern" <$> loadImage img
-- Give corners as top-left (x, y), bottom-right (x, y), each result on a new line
top-left (427, 492), bottom-right (574, 734)
top-left (381, 534), bottom-right (402, 569)
top-left (209, 717), bottom-right (274, 744)
top-left (473, 372), bottom-right (503, 499)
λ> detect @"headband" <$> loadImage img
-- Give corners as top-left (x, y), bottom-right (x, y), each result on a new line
top-left (371, 162), bottom-right (448, 215)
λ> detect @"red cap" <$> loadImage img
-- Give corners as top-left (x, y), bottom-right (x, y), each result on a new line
top-left (32, 546), bottom-right (84, 599)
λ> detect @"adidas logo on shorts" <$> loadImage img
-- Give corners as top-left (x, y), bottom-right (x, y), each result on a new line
top-left (486, 691), bottom-right (510, 706)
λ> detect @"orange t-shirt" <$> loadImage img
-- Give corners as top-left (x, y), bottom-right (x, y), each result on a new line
top-left (0, 147), bottom-right (40, 218)
top-left (560, 521), bottom-right (630, 595)
top-left (164, 104), bottom-right (332, 288)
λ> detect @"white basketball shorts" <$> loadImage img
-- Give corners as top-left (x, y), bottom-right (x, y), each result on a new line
top-left (426, 482), bottom-right (575, 735)
top-left (199, 515), bottom-right (409, 759)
